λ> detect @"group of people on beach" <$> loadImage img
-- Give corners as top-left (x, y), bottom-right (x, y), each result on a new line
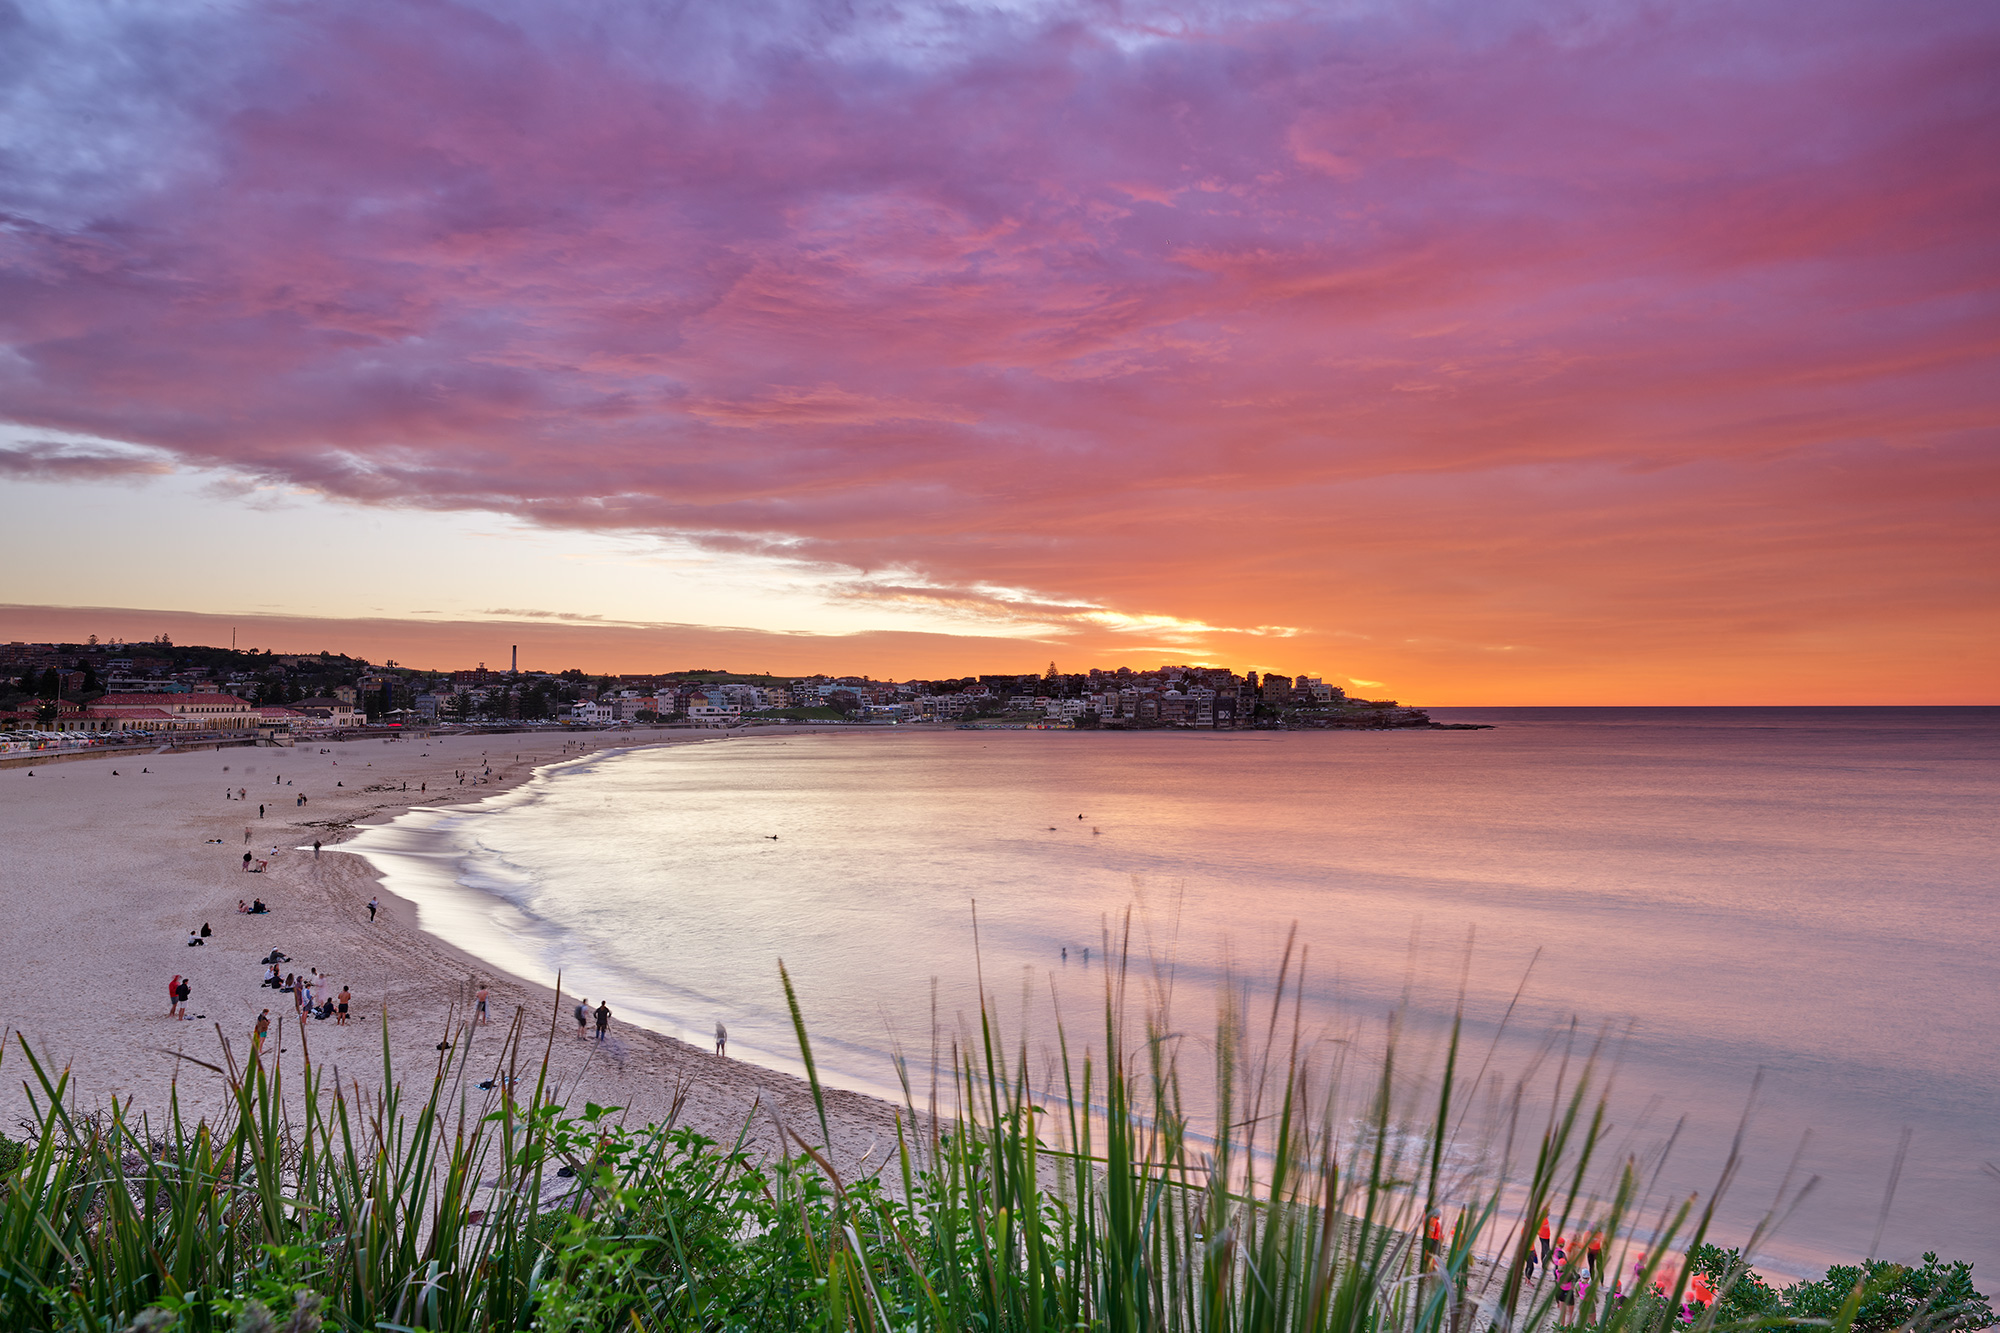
top-left (254, 955), bottom-right (352, 1026)
top-left (1510, 1214), bottom-right (1717, 1313)
top-left (573, 997), bottom-right (613, 1041)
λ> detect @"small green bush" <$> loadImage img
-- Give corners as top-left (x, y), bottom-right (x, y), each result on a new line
top-left (2, 957), bottom-right (1995, 1333)
top-left (1779, 1252), bottom-right (1996, 1333)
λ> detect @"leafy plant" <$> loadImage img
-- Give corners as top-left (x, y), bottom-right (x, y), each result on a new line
top-left (1779, 1253), bottom-right (1995, 1333)
top-left (0, 936), bottom-right (1992, 1333)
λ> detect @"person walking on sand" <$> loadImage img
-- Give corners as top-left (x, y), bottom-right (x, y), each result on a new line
top-left (474, 985), bottom-right (490, 1025)
top-left (336, 986), bottom-right (351, 1026)
top-left (573, 998), bottom-right (590, 1040)
top-left (175, 976), bottom-right (191, 1019)
top-left (168, 974), bottom-right (182, 1019)
top-left (313, 839), bottom-right (321, 857)
top-left (367, 896), bottom-right (378, 922)
top-left (594, 1001), bottom-right (610, 1041)
top-left (714, 1021), bottom-right (727, 1057)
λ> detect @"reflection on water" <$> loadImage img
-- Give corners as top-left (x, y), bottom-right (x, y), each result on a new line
top-left (345, 708), bottom-right (2000, 1279)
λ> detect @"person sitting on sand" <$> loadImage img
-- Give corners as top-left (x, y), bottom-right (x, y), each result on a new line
top-left (187, 930), bottom-right (203, 947)
top-left (200, 922), bottom-right (211, 937)
top-left (237, 899), bottom-right (249, 913)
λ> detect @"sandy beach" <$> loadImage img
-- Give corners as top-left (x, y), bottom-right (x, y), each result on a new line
top-left (0, 728), bottom-right (911, 1176)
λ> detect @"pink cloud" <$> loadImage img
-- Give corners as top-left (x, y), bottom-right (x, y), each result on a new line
top-left (0, 0), bottom-right (1995, 698)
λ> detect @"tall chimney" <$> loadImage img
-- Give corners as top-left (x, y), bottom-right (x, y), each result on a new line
top-left (511, 644), bottom-right (518, 673)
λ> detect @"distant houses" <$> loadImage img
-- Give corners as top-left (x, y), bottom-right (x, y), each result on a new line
top-left (2, 640), bottom-right (1426, 737)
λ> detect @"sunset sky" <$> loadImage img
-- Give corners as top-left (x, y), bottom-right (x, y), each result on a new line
top-left (2, 0), bottom-right (1994, 701)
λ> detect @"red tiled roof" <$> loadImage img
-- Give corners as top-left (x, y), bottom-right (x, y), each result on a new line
top-left (84, 707), bottom-right (176, 720)
top-left (103, 693), bottom-right (251, 707)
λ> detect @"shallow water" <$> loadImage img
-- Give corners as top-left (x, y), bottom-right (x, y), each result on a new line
top-left (347, 708), bottom-right (2000, 1279)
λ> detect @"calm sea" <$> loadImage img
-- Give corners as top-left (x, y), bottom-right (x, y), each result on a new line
top-left (347, 708), bottom-right (2000, 1279)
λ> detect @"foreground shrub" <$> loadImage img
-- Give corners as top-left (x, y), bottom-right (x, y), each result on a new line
top-left (1, 940), bottom-right (1992, 1333)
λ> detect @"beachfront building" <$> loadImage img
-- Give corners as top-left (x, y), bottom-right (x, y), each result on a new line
top-left (687, 701), bottom-right (740, 726)
top-left (85, 692), bottom-right (260, 731)
top-left (291, 697), bottom-right (360, 728)
top-left (255, 706), bottom-right (305, 732)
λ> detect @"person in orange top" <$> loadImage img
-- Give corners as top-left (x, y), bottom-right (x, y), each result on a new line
top-left (1422, 1211), bottom-right (1443, 1272)
top-left (1587, 1232), bottom-right (1604, 1282)
top-left (1538, 1213), bottom-right (1553, 1267)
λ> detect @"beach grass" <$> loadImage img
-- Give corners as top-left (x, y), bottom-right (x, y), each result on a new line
top-left (1, 933), bottom-right (1991, 1333)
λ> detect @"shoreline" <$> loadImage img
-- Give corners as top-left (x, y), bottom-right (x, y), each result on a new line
top-left (0, 725), bottom-right (915, 1179)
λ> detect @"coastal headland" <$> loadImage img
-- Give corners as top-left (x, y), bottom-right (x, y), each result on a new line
top-left (0, 728), bottom-right (908, 1176)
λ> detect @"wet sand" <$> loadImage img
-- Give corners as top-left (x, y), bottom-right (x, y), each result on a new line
top-left (0, 728), bottom-right (912, 1177)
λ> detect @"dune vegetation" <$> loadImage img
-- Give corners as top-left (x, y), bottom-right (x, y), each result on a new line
top-left (1, 939), bottom-right (1990, 1333)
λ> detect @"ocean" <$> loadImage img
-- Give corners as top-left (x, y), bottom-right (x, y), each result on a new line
top-left (346, 708), bottom-right (2000, 1279)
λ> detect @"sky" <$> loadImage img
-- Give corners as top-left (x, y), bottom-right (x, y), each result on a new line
top-left (1, 0), bottom-right (1995, 701)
